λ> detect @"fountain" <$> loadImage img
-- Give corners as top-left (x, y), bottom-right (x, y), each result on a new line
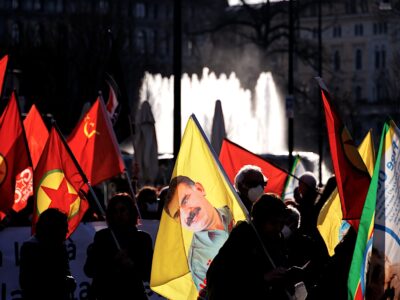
top-left (139, 68), bottom-right (286, 156)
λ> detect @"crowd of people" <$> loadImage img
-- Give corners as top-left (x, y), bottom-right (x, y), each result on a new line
top-left (7, 164), bottom-right (360, 300)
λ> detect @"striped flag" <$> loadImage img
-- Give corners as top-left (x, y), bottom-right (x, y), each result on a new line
top-left (348, 121), bottom-right (398, 299)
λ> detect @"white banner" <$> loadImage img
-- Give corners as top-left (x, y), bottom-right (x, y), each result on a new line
top-left (0, 220), bottom-right (163, 300)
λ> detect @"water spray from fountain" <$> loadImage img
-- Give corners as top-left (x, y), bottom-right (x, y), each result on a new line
top-left (139, 68), bottom-right (287, 156)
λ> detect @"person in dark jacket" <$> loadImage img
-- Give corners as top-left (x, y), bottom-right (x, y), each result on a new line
top-left (84, 193), bottom-right (153, 300)
top-left (206, 193), bottom-right (303, 300)
top-left (19, 208), bottom-right (76, 300)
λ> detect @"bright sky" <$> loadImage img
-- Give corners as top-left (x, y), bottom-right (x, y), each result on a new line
top-left (228, 0), bottom-right (282, 5)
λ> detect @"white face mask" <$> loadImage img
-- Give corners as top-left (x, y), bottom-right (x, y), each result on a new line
top-left (281, 225), bottom-right (293, 239)
top-left (247, 185), bottom-right (264, 203)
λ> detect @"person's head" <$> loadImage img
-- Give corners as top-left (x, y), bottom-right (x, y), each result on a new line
top-left (136, 186), bottom-right (158, 216)
top-left (106, 193), bottom-right (139, 229)
top-left (165, 176), bottom-right (216, 232)
top-left (297, 172), bottom-right (318, 204)
top-left (36, 208), bottom-right (68, 244)
top-left (281, 205), bottom-right (301, 239)
top-left (234, 165), bottom-right (268, 203)
top-left (251, 193), bottom-right (288, 239)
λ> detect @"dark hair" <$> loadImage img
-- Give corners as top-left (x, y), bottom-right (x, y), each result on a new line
top-left (36, 208), bottom-right (68, 243)
top-left (164, 176), bottom-right (195, 216)
top-left (106, 193), bottom-right (139, 227)
top-left (251, 193), bottom-right (288, 227)
top-left (137, 186), bottom-right (158, 204)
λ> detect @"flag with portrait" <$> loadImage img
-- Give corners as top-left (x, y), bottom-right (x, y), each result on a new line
top-left (151, 115), bottom-right (247, 300)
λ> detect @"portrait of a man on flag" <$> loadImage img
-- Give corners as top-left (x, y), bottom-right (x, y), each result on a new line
top-left (151, 115), bottom-right (247, 300)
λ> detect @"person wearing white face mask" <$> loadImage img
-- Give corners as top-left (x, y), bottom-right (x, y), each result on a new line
top-left (234, 164), bottom-right (268, 213)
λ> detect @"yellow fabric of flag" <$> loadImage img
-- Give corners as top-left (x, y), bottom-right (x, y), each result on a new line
top-left (317, 130), bottom-right (375, 256)
top-left (150, 115), bottom-right (247, 300)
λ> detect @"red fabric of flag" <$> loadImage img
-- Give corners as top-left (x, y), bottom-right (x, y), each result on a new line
top-left (0, 55), bottom-right (8, 96)
top-left (67, 97), bottom-right (125, 187)
top-left (0, 92), bottom-right (31, 214)
top-left (33, 127), bottom-right (89, 237)
top-left (318, 79), bottom-right (370, 229)
top-left (106, 80), bottom-right (119, 121)
top-left (219, 139), bottom-right (288, 196)
top-left (24, 104), bottom-right (49, 169)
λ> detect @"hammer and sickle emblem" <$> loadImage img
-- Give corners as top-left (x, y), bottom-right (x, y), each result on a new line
top-left (83, 115), bottom-right (100, 138)
top-left (0, 154), bottom-right (7, 185)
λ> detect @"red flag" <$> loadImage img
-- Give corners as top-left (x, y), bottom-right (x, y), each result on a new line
top-left (219, 139), bottom-right (288, 196)
top-left (106, 80), bottom-right (119, 121)
top-left (67, 97), bottom-right (125, 186)
top-left (317, 77), bottom-right (370, 229)
top-left (0, 55), bottom-right (8, 96)
top-left (33, 127), bottom-right (89, 237)
top-left (24, 104), bottom-right (49, 169)
top-left (0, 92), bottom-right (31, 214)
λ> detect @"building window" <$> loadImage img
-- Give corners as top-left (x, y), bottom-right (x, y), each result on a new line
top-left (11, 22), bottom-right (20, 45)
top-left (12, 0), bottom-right (19, 9)
top-left (375, 22), bottom-right (388, 35)
top-left (22, 1), bottom-right (32, 10)
top-left (148, 30), bottom-right (155, 54)
top-left (383, 22), bottom-right (388, 34)
top-left (333, 50), bottom-right (341, 71)
top-left (355, 49), bottom-right (362, 70)
top-left (160, 32), bottom-right (169, 56)
top-left (33, 0), bottom-right (42, 11)
top-left (56, 0), bottom-right (63, 12)
top-left (32, 22), bottom-right (43, 47)
top-left (312, 27), bottom-right (318, 39)
top-left (333, 26), bottom-right (341, 38)
top-left (381, 46), bottom-right (386, 68)
top-left (134, 3), bottom-right (146, 18)
top-left (345, 0), bottom-right (357, 13)
top-left (354, 24), bottom-right (363, 36)
top-left (99, 0), bottom-right (109, 13)
top-left (375, 82), bottom-right (387, 101)
top-left (153, 4), bottom-right (158, 19)
top-left (186, 40), bottom-right (193, 56)
top-left (374, 47), bottom-right (380, 69)
top-left (135, 30), bottom-right (146, 54)
top-left (355, 86), bottom-right (362, 101)
top-left (379, 0), bottom-right (392, 10)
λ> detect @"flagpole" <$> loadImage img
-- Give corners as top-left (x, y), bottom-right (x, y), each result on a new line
top-left (123, 170), bottom-right (143, 220)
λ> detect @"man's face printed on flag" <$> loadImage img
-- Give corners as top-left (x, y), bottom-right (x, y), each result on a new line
top-left (168, 182), bottom-right (216, 232)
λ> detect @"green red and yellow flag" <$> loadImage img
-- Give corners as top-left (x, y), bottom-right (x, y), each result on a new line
top-left (317, 77), bottom-right (370, 230)
top-left (348, 121), bottom-right (395, 299)
top-left (33, 127), bottom-right (89, 237)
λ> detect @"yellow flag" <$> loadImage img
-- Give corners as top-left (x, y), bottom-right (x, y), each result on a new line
top-left (357, 129), bottom-right (375, 177)
top-left (317, 130), bottom-right (375, 256)
top-left (150, 115), bottom-right (247, 299)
